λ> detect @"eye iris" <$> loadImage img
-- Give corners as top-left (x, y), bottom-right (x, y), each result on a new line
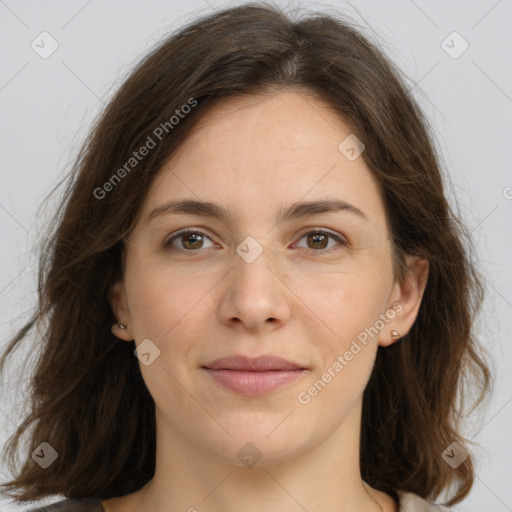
top-left (174, 231), bottom-right (335, 251)
top-left (308, 232), bottom-right (328, 249)
top-left (182, 232), bottom-right (203, 250)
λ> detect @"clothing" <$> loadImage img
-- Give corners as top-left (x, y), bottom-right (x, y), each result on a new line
top-left (27, 490), bottom-right (451, 511)
top-left (27, 499), bottom-right (104, 511)
top-left (399, 491), bottom-right (451, 511)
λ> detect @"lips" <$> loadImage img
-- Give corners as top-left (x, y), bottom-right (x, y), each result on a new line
top-left (203, 355), bottom-right (305, 371)
top-left (202, 355), bottom-right (307, 396)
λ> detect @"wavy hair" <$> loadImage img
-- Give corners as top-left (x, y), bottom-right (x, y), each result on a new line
top-left (1, 1), bottom-right (491, 506)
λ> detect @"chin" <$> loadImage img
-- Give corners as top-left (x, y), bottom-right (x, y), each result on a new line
top-left (206, 418), bottom-right (313, 467)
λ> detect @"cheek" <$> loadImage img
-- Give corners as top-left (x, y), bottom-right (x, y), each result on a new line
top-left (296, 270), bottom-right (391, 411)
top-left (301, 268), bottom-right (392, 343)
top-left (296, 277), bottom-right (384, 414)
top-left (124, 256), bottom-right (224, 379)
top-left (298, 345), bottom-right (376, 427)
top-left (124, 256), bottom-right (192, 341)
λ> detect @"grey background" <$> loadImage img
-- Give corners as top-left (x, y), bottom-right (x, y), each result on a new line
top-left (1, 0), bottom-right (511, 510)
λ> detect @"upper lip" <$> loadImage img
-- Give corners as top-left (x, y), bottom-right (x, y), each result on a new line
top-left (203, 355), bottom-right (305, 371)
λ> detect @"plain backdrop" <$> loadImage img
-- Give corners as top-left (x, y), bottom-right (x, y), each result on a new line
top-left (1, 0), bottom-right (511, 511)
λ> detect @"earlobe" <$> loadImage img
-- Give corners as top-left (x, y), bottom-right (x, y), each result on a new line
top-left (111, 322), bottom-right (134, 341)
top-left (379, 256), bottom-right (429, 347)
top-left (109, 281), bottom-right (134, 342)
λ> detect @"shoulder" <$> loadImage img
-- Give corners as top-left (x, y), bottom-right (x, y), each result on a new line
top-left (26, 492), bottom-right (451, 511)
top-left (26, 498), bottom-right (104, 511)
top-left (398, 491), bottom-right (452, 511)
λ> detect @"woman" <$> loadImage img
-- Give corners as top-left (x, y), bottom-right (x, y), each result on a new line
top-left (0, 2), bottom-right (491, 511)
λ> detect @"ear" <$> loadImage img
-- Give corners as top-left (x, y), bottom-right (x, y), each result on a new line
top-left (379, 255), bottom-right (429, 347)
top-left (109, 281), bottom-right (134, 342)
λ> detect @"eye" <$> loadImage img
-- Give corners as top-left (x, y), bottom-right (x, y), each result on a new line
top-left (293, 229), bottom-right (347, 252)
top-left (164, 229), bottom-right (216, 251)
top-left (163, 228), bottom-right (347, 253)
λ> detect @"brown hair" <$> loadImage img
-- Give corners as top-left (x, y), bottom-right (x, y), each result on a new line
top-left (0, 1), bottom-right (491, 506)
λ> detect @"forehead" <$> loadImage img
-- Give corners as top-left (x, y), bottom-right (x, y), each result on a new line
top-left (186, 90), bottom-right (353, 154)
top-left (139, 90), bottom-right (387, 229)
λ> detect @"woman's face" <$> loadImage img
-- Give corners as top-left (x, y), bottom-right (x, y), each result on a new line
top-left (111, 90), bottom-right (426, 467)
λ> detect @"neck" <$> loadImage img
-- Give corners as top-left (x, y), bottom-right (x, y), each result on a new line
top-left (129, 401), bottom-right (391, 512)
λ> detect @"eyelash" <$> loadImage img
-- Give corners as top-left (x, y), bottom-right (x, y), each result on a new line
top-left (163, 228), bottom-right (347, 254)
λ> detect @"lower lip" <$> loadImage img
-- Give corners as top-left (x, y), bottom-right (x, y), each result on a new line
top-left (203, 369), bottom-right (306, 396)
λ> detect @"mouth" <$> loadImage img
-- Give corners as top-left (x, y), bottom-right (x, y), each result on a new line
top-left (201, 355), bottom-right (308, 396)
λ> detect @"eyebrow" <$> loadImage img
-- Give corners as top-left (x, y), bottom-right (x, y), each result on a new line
top-left (147, 198), bottom-right (367, 225)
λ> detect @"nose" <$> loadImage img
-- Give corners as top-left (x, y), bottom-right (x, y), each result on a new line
top-left (216, 240), bottom-right (292, 332)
